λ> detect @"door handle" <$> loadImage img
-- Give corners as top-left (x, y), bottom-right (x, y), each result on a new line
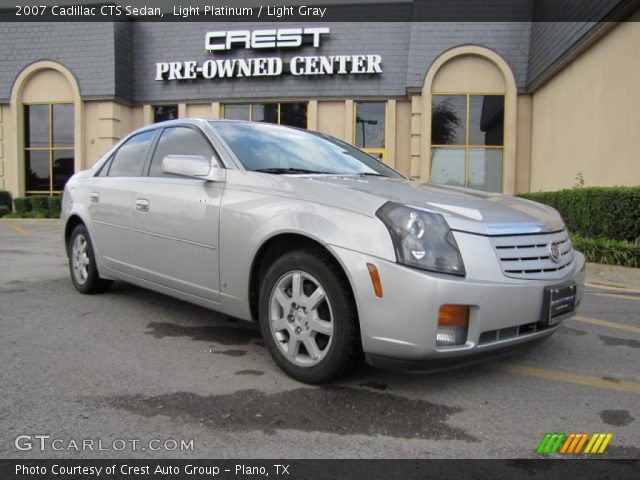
top-left (135, 198), bottom-right (150, 212)
top-left (90, 192), bottom-right (100, 203)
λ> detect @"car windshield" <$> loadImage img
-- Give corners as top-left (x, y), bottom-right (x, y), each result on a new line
top-left (211, 121), bottom-right (402, 178)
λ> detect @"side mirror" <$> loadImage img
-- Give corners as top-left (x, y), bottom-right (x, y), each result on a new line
top-left (162, 155), bottom-right (212, 179)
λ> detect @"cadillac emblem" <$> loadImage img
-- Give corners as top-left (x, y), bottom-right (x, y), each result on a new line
top-left (548, 241), bottom-right (561, 263)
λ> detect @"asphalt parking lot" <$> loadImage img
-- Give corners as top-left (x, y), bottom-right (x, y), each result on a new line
top-left (1, 219), bottom-right (638, 459)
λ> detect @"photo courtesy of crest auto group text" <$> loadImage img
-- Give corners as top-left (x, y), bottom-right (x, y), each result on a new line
top-left (0, 1), bottom-right (638, 479)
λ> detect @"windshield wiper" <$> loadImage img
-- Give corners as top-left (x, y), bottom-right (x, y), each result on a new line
top-left (252, 167), bottom-right (332, 175)
top-left (358, 172), bottom-right (388, 177)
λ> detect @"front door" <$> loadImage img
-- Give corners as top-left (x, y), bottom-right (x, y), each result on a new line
top-left (128, 125), bottom-right (223, 302)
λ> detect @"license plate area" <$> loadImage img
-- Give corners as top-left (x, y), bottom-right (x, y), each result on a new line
top-left (541, 282), bottom-right (576, 326)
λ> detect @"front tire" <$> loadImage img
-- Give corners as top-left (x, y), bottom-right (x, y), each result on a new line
top-left (68, 224), bottom-right (113, 294)
top-left (258, 248), bottom-right (361, 383)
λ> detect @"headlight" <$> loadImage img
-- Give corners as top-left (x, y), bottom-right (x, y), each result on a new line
top-left (376, 202), bottom-right (466, 276)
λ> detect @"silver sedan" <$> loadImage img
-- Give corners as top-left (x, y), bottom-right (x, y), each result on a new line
top-left (62, 119), bottom-right (585, 383)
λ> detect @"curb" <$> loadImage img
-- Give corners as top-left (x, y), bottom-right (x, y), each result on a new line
top-left (586, 262), bottom-right (640, 291)
top-left (0, 218), bottom-right (60, 225)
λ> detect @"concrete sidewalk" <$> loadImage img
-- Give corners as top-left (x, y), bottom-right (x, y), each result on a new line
top-left (586, 262), bottom-right (640, 291)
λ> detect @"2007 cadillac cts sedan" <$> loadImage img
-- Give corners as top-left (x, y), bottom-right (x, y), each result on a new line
top-left (62, 119), bottom-right (585, 383)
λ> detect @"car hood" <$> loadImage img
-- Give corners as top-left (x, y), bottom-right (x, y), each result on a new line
top-left (305, 175), bottom-right (565, 235)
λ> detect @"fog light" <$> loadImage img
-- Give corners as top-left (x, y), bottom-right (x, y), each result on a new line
top-left (436, 305), bottom-right (469, 347)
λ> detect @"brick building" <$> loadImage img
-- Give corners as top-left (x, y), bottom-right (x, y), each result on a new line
top-left (0, 0), bottom-right (638, 198)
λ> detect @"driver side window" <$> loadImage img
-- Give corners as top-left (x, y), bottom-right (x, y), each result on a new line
top-left (107, 130), bottom-right (156, 177)
top-left (148, 126), bottom-right (217, 177)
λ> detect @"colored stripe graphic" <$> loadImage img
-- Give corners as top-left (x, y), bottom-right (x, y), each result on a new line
top-left (573, 433), bottom-right (589, 453)
top-left (536, 433), bottom-right (552, 454)
top-left (549, 433), bottom-right (565, 453)
top-left (537, 433), bottom-right (566, 454)
top-left (538, 433), bottom-right (613, 454)
top-left (559, 433), bottom-right (575, 453)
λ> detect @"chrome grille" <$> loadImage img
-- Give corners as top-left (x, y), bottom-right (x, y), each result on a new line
top-left (490, 230), bottom-right (574, 280)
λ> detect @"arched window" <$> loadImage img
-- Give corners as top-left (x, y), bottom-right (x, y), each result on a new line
top-left (421, 47), bottom-right (517, 193)
top-left (10, 61), bottom-right (81, 197)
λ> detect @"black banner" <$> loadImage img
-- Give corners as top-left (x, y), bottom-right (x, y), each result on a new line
top-left (1, 459), bottom-right (639, 480)
top-left (1, 0), bottom-right (639, 22)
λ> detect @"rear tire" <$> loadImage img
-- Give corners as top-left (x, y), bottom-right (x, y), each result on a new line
top-left (258, 248), bottom-right (361, 384)
top-left (68, 224), bottom-right (113, 294)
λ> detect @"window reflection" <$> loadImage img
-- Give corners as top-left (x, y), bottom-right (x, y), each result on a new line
top-left (430, 94), bottom-right (504, 192)
top-left (149, 127), bottom-right (215, 177)
top-left (252, 104), bottom-right (278, 124)
top-left (468, 148), bottom-right (503, 192)
top-left (53, 104), bottom-right (74, 147)
top-left (153, 105), bottom-right (178, 123)
top-left (223, 104), bottom-right (250, 121)
top-left (24, 103), bottom-right (75, 194)
top-left (223, 102), bottom-right (307, 129)
top-left (53, 151), bottom-right (75, 191)
top-left (430, 148), bottom-right (465, 187)
top-left (431, 96), bottom-right (466, 145)
top-left (355, 102), bottom-right (385, 149)
top-left (108, 130), bottom-right (155, 177)
top-left (355, 102), bottom-right (386, 162)
top-left (213, 121), bottom-right (400, 178)
top-left (280, 103), bottom-right (307, 128)
top-left (25, 150), bottom-right (50, 192)
top-left (469, 95), bottom-right (504, 146)
top-left (25, 104), bottom-right (49, 148)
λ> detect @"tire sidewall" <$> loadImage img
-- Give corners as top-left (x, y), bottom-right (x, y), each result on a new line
top-left (258, 250), bottom-right (356, 383)
top-left (69, 225), bottom-right (100, 294)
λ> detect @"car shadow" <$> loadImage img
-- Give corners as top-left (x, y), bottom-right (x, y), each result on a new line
top-left (104, 281), bottom-right (532, 390)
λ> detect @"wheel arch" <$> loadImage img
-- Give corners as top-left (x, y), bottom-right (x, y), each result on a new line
top-left (248, 232), bottom-right (359, 324)
top-left (64, 214), bottom-right (86, 255)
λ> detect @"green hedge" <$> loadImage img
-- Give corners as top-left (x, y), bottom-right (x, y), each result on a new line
top-left (13, 197), bottom-right (32, 216)
top-left (30, 195), bottom-right (49, 211)
top-left (0, 190), bottom-right (12, 212)
top-left (48, 196), bottom-right (62, 218)
top-left (572, 235), bottom-right (640, 268)
top-left (10, 196), bottom-right (61, 218)
top-left (519, 187), bottom-right (640, 242)
top-left (0, 205), bottom-right (9, 218)
top-left (27, 209), bottom-right (48, 219)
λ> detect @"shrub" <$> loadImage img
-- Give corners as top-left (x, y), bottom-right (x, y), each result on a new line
top-left (0, 190), bottom-right (12, 212)
top-left (572, 235), bottom-right (640, 268)
top-left (519, 186), bottom-right (640, 243)
top-left (47, 195), bottom-right (62, 218)
top-left (27, 209), bottom-right (48, 219)
top-left (13, 197), bottom-right (32, 216)
top-left (0, 205), bottom-right (9, 218)
top-left (30, 195), bottom-right (49, 212)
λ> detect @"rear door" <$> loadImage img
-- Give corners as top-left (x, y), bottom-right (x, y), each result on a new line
top-left (128, 125), bottom-right (223, 302)
top-left (85, 129), bottom-right (157, 275)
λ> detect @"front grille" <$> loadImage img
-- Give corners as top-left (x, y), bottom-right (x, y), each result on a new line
top-left (478, 321), bottom-right (552, 346)
top-left (490, 230), bottom-right (574, 280)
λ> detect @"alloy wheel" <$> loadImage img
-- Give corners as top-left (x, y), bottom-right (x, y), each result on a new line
top-left (268, 270), bottom-right (334, 367)
top-left (71, 233), bottom-right (90, 285)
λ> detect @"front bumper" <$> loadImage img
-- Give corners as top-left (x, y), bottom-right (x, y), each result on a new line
top-left (328, 233), bottom-right (586, 368)
top-left (365, 335), bottom-right (552, 373)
